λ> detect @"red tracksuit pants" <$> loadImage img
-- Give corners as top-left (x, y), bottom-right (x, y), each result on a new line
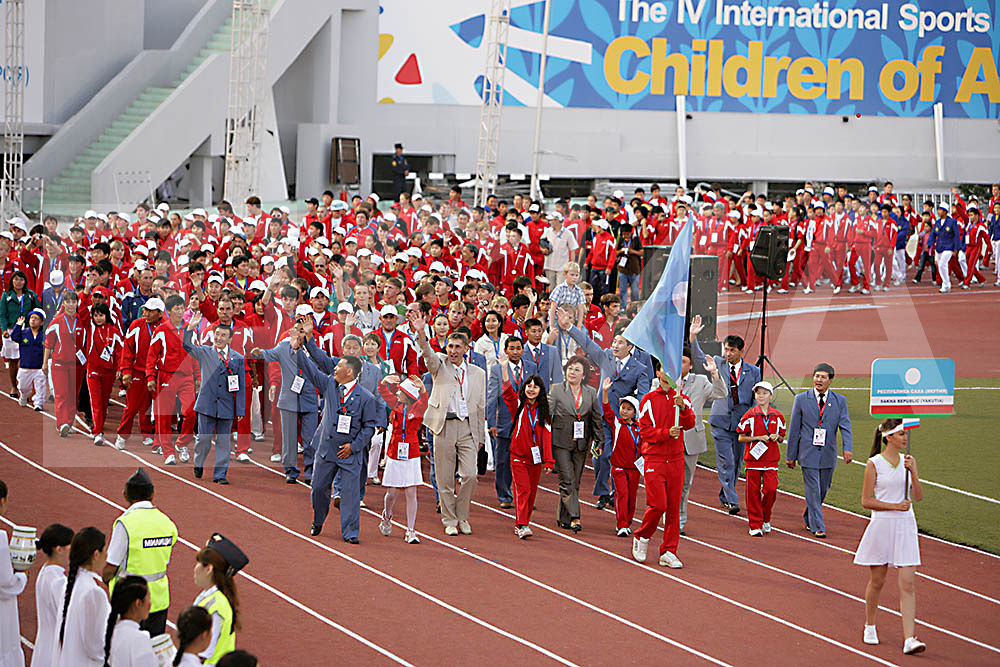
top-left (511, 457), bottom-right (542, 527)
top-left (234, 377), bottom-right (253, 455)
top-left (635, 457), bottom-right (684, 556)
top-left (717, 251), bottom-right (730, 290)
top-left (269, 362), bottom-right (282, 454)
top-left (745, 468), bottom-right (778, 530)
top-left (963, 247), bottom-right (985, 285)
top-left (51, 361), bottom-right (83, 427)
top-left (87, 370), bottom-right (115, 436)
top-left (850, 247), bottom-right (872, 288)
top-left (874, 245), bottom-right (893, 285)
top-left (154, 372), bottom-right (196, 456)
top-left (611, 466), bottom-right (641, 529)
top-left (117, 376), bottom-right (153, 437)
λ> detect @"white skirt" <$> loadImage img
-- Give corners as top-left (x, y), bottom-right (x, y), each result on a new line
top-left (853, 513), bottom-right (921, 567)
top-left (1, 337), bottom-right (19, 359)
top-left (381, 456), bottom-right (423, 487)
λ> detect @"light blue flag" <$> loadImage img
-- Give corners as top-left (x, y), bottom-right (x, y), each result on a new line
top-left (622, 218), bottom-right (693, 384)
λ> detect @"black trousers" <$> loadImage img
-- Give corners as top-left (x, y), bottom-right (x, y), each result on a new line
top-left (141, 608), bottom-right (168, 637)
top-left (914, 251), bottom-right (937, 282)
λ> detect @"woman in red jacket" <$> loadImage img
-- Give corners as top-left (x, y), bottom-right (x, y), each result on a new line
top-left (43, 289), bottom-right (88, 436)
top-left (501, 365), bottom-right (554, 539)
top-left (632, 358), bottom-right (696, 568)
top-left (377, 374), bottom-right (429, 545)
top-left (85, 303), bottom-right (122, 447)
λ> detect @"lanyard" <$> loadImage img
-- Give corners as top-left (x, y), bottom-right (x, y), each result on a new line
top-left (528, 345), bottom-right (539, 365)
top-left (455, 366), bottom-right (466, 399)
top-left (400, 405), bottom-right (408, 448)
top-left (382, 327), bottom-right (394, 352)
top-left (145, 322), bottom-right (153, 341)
top-left (491, 335), bottom-right (500, 359)
top-left (625, 423), bottom-right (638, 459)
top-left (218, 348), bottom-right (230, 373)
top-left (761, 411), bottom-right (772, 434)
top-left (570, 384), bottom-right (582, 419)
top-left (510, 363), bottom-right (522, 386)
top-left (526, 405), bottom-right (538, 444)
top-left (339, 382), bottom-right (356, 408)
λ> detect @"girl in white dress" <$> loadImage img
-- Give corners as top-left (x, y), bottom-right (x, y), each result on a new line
top-left (0, 480), bottom-right (28, 667)
top-left (55, 527), bottom-right (110, 667)
top-left (853, 419), bottom-right (926, 655)
top-left (106, 576), bottom-right (156, 666)
top-left (31, 524), bottom-right (73, 667)
top-left (172, 606), bottom-right (212, 666)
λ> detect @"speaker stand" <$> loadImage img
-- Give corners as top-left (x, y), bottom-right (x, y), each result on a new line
top-left (755, 282), bottom-right (796, 399)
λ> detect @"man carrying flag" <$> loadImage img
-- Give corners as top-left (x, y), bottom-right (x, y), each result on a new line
top-left (621, 219), bottom-right (696, 568)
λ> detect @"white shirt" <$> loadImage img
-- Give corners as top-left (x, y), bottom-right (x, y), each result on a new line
top-left (447, 361), bottom-right (470, 414)
top-left (542, 225), bottom-right (579, 272)
top-left (339, 378), bottom-right (358, 402)
top-left (176, 653), bottom-right (203, 666)
top-left (55, 569), bottom-right (111, 667)
top-left (107, 501), bottom-right (155, 568)
top-left (0, 529), bottom-right (27, 667)
top-left (109, 619), bottom-right (157, 667)
top-left (32, 563), bottom-right (65, 667)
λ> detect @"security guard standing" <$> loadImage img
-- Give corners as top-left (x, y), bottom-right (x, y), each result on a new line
top-left (391, 142), bottom-right (409, 200)
top-left (194, 532), bottom-right (248, 665)
top-left (102, 467), bottom-right (179, 636)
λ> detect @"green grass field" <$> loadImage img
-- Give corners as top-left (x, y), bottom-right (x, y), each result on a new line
top-left (698, 377), bottom-right (1000, 555)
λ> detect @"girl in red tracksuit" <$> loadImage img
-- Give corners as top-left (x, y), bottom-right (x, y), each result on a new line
top-left (738, 382), bottom-right (787, 537)
top-left (85, 303), bottom-right (122, 447)
top-left (601, 378), bottom-right (642, 537)
top-left (633, 364), bottom-right (696, 568)
top-left (377, 375), bottom-right (429, 545)
top-left (501, 366), bottom-right (554, 539)
top-left (43, 289), bottom-right (88, 436)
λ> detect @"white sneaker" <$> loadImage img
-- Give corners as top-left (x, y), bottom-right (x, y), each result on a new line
top-left (749, 528), bottom-right (763, 537)
top-left (861, 288), bottom-right (871, 295)
top-left (113, 435), bottom-right (127, 451)
top-left (616, 527), bottom-right (632, 537)
top-left (848, 285), bottom-right (858, 293)
top-left (632, 536), bottom-right (649, 562)
top-left (59, 424), bottom-right (71, 437)
top-left (961, 284), bottom-right (970, 290)
top-left (142, 437), bottom-right (154, 446)
top-left (832, 286), bottom-right (841, 294)
top-left (863, 625), bottom-right (879, 645)
top-left (269, 453), bottom-right (281, 463)
top-left (178, 447), bottom-right (190, 463)
top-left (777, 289), bottom-right (788, 294)
top-left (762, 522), bottom-right (772, 534)
top-left (516, 525), bottom-right (532, 539)
top-left (803, 287), bottom-right (813, 294)
top-left (658, 551), bottom-right (683, 568)
top-left (486, 463), bottom-right (495, 471)
top-left (458, 520), bottom-right (472, 535)
top-left (236, 453), bottom-right (252, 463)
top-left (164, 454), bottom-right (177, 465)
top-left (939, 287), bottom-right (949, 293)
top-left (404, 530), bottom-right (420, 544)
top-left (444, 525), bottom-right (459, 536)
top-left (379, 510), bottom-right (392, 536)
top-left (93, 435), bottom-right (104, 447)
top-left (18, 396), bottom-right (27, 408)
top-left (903, 637), bottom-right (926, 654)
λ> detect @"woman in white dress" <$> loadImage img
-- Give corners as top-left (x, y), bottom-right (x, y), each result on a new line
top-left (55, 527), bottom-right (110, 667)
top-left (31, 524), bottom-right (74, 667)
top-left (0, 480), bottom-right (28, 667)
top-left (172, 606), bottom-right (212, 667)
top-left (853, 419), bottom-right (925, 655)
top-left (106, 575), bottom-right (156, 666)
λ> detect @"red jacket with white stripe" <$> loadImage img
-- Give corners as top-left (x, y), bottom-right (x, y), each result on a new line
top-left (502, 382), bottom-right (554, 467)
top-left (44, 312), bottom-right (88, 364)
top-left (637, 385), bottom-right (695, 462)
top-left (85, 322), bottom-right (122, 374)
top-left (120, 316), bottom-right (160, 376)
top-left (603, 402), bottom-right (642, 469)
top-left (146, 319), bottom-right (195, 380)
top-left (737, 404), bottom-right (787, 469)
top-left (376, 326), bottom-right (417, 376)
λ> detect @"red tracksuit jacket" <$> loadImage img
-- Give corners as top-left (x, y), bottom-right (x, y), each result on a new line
top-left (637, 386), bottom-right (696, 461)
top-left (120, 317), bottom-right (159, 377)
top-left (502, 382), bottom-right (554, 467)
top-left (146, 319), bottom-right (195, 381)
top-left (737, 405), bottom-right (787, 469)
top-left (378, 385), bottom-right (429, 460)
top-left (603, 402), bottom-right (641, 468)
top-left (85, 322), bottom-right (122, 373)
top-left (44, 312), bottom-right (89, 364)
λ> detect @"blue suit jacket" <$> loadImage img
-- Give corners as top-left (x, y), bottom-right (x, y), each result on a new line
top-left (182, 330), bottom-right (246, 420)
top-left (258, 341), bottom-right (320, 413)
top-left (486, 359), bottom-right (537, 438)
top-left (787, 389), bottom-right (853, 468)
top-left (691, 338), bottom-right (761, 431)
top-left (466, 349), bottom-right (488, 374)
top-left (523, 342), bottom-right (563, 389)
top-left (303, 339), bottom-right (387, 427)
top-left (298, 352), bottom-right (379, 460)
top-left (568, 326), bottom-right (651, 415)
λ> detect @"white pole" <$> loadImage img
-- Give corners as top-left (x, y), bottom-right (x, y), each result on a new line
top-left (933, 102), bottom-right (945, 182)
top-left (528, 0), bottom-right (551, 203)
top-left (676, 95), bottom-right (687, 189)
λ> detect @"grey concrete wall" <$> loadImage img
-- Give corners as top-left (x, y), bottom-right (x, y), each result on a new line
top-left (143, 0), bottom-right (204, 49)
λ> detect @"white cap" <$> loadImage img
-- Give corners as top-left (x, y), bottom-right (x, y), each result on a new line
top-left (357, 248), bottom-right (372, 257)
top-left (823, 186), bottom-right (835, 195)
top-left (413, 270), bottom-right (427, 281)
top-left (178, 236), bottom-right (192, 247)
top-left (133, 259), bottom-right (149, 272)
top-left (383, 212), bottom-right (397, 222)
top-left (322, 248), bottom-right (334, 258)
top-left (620, 396), bottom-right (640, 411)
top-left (96, 213), bottom-right (109, 223)
top-left (309, 286), bottom-right (330, 299)
top-left (727, 210), bottom-right (741, 219)
top-left (294, 304), bottom-right (313, 317)
top-left (752, 381), bottom-right (774, 394)
top-left (84, 210), bottom-right (98, 219)
top-left (248, 280), bottom-right (267, 291)
top-left (261, 256), bottom-right (274, 265)
top-left (184, 213), bottom-right (195, 221)
top-left (596, 219), bottom-right (610, 229)
top-left (430, 212), bottom-right (443, 223)
top-left (333, 226), bottom-right (347, 236)
top-left (612, 189), bottom-right (625, 200)
top-left (412, 192), bottom-right (424, 200)
top-left (813, 201), bottom-right (826, 209)
top-left (679, 194), bottom-right (693, 205)
top-left (156, 202), bottom-right (170, 211)
top-left (207, 274), bottom-right (224, 284)
top-left (119, 213), bottom-right (131, 223)
top-left (399, 378), bottom-right (421, 400)
top-left (406, 247), bottom-right (422, 257)
top-left (315, 236), bottom-right (330, 247)
top-left (201, 243), bottom-right (215, 253)
top-left (6, 217), bottom-right (28, 232)
top-left (192, 208), bottom-right (207, 217)
top-left (144, 297), bottom-right (166, 312)
top-left (49, 269), bottom-right (64, 286)
top-left (369, 193), bottom-right (380, 203)
top-left (208, 214), bottom-right (220, 223)
top-left (528, 204), bottom-right (540, 213)
top-left (279, 205), bottom-right (291, 214)
top-left (393, 253), bottom-right (408, 263)
top-left (419, 204), bottom-right (433, 213)
top-left (337, 302), bottom-right (354, 313)
top-left (429, 261), bottom-right (446, 272)
top-left (177, 254), bottom-right (191, 267)
top-left (379, 304), bottom-right (399, 317)
top-left (346, 255), bottom-right (359, 265)
top-left (331, 200), bottom-right (349, 211)
top-left (868, 185), bottom-right (878, 192)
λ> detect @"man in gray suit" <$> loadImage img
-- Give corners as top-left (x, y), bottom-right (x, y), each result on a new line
top-left (413, 313), bottom-right (487, 536)
top-left (690, 316), bottom-right (762, 514)
top-left (786, 362), bottom-right (853, 538)
top-left (678, 339), bottom-right (727, 534)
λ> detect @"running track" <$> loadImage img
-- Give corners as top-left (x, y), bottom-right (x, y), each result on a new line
top-left (6, 397), bottom-right (999, 666)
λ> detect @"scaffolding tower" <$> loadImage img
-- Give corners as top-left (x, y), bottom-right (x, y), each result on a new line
top-left (2, 0), bottom-right (25, 222)
top-left (473, 0), bottom-right (511, 208)
top-left (223, 0), bottom-right (270, 208)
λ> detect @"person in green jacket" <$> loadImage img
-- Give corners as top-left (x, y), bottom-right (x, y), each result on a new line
top-left (1, 270), bottom-right (41, 398)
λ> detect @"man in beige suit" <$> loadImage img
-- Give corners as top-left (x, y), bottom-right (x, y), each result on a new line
top-left (413, 313), bottom-right (487, 536)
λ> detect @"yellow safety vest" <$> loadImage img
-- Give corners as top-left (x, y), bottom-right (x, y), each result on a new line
top-left (112, 506), bottom-right (177, 612)
top-left (197, 588), bottom-right (235, 665)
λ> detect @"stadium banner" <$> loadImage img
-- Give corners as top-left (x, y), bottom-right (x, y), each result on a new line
top-left (377, 0), bottom-right (1000, 118)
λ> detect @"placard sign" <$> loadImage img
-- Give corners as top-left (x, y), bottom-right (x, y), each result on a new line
top-left (870, 358), bottom-right (955, 417)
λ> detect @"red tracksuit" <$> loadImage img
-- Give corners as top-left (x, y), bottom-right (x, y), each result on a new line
top-left (502, 382), bottom-right (554, 527)
top-left (874, 216), bottom-right (896, 287)
top-left (635, 386), bottom-right (696, 556)
top-left (963, 221), bottom-right (988, 286)
top-left (146, 318), bottom-right (196, 457)
top-left (85, 322), bottom-right (122, 437)
top-left (44, 311), bottom-right (88, 428)
top-left (378, 385), bottom-right (429, 462)
top-left (376, 327), bottom-right (417, 377)
top-left (850, 217), bottom-right (875, 289)
top-left (603, 402), bottom-right (641, 530)
top-left (117, 317), bottom-right (157, 438)
top-left (737, 405), bottom-right (787, 531)
top-left (202, 319), bottom-right (254, 454)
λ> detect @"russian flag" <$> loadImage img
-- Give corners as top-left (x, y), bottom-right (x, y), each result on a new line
top-left (902, 418), bottom-right (920, 430)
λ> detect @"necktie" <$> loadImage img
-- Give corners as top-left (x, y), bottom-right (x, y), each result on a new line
top-left (818, 393), bottom-right (825, 420)
top-left (729, 365), bottom-right (740, 406)
top-left (616, 360), bottom-right (623, 376)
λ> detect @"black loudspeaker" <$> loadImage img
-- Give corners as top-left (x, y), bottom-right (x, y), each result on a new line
top-left (749, 225), bottom-right (789, 280)
top-left (639, 246), bottom-right (718, 343)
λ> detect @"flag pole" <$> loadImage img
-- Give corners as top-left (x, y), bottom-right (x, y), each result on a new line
top-left (905, 430), bottom-right (911, 500)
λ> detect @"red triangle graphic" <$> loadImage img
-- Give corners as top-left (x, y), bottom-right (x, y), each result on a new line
top-left (395, 53), bottom-right (422, 85)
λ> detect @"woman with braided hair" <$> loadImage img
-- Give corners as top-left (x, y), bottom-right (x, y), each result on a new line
top-left (55, 527), bottom-right (109, 667)
top-left (172, 606), bottom-right (212, 666)
top-left (106, 575), bottom-right (156, 666)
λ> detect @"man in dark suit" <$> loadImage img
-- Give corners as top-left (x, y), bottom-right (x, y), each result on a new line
top-left (690, 321), bottom-right (761, 514)
top-left (182, 317), bottom-right (246, 484)
top-left (298, 351), bottom-right (379, 542)
top-left (486, 337), bottom-right (537, 508)
top-left (390, 143), bottom-right (409, 200)
top-left (523, 318), bottom-right (563, 389)
top-left (786, 362), bottom-right (853, 538)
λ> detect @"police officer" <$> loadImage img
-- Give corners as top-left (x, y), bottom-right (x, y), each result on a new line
top-left (929, 202), bottom-right (961, 293)
top-left (194, 532), bottom-right (248, 664)
top-left (102, 467), bottom-right (179, 636)
top-left (390, 142), bottom-right (409, 201)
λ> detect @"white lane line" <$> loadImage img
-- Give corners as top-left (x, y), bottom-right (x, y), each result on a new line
top-left (530, 480), bottom-right (1000, 655)
top-left (447, 486), bottom-right (900, 667)
top-left (832, 455), bottom-right (1000, 505)
top-left (245, 458), bottom-right (730, 666)
top-left (20, 636), bottom-right (33, 650)
top-left (0, 443), bottom-right (414, 667)
top-left (719, 303), bottom-right (884, 322)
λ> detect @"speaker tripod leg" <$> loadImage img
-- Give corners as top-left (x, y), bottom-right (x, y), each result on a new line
top-left (759, 354), bottom-right (796, 400)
